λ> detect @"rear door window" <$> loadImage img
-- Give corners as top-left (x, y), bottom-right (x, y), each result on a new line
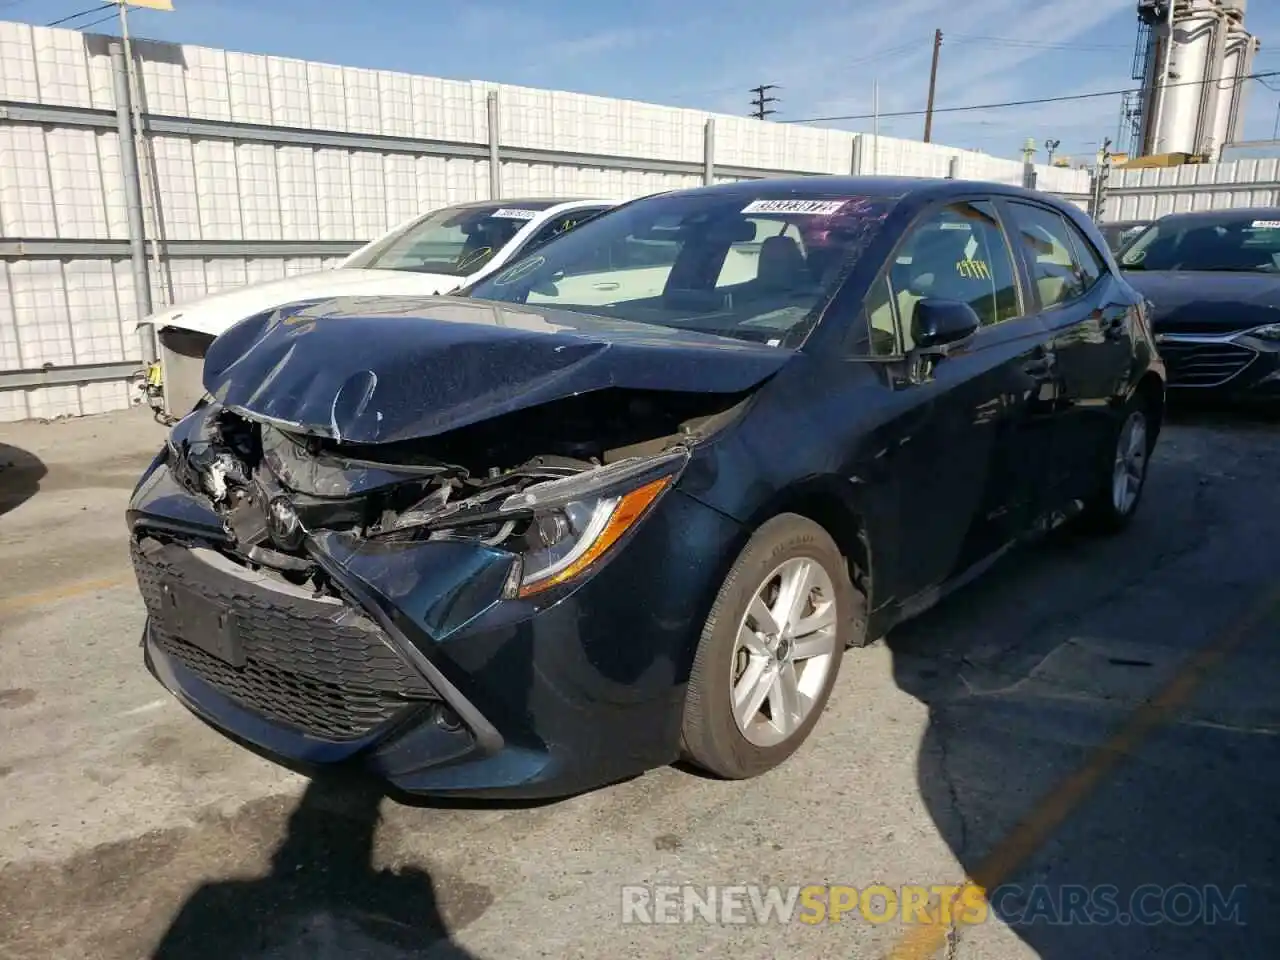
top-left (1066, 224), bottom-right (1109, 291)
top-left (1006, 202), bottom-right (1090, 310)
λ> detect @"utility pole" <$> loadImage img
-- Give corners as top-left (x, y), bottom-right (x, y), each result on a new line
top-left (1021, 137), bottom-right (1037, 189)
top-left (750, 84), bottom-right (779, 121)
top-left (923, 29), bottom-right (942, 142)
top-left (1090, 137), bottom-right (1114, 220)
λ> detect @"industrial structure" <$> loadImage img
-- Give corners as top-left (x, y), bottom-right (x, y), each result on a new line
top-left (1123, 0), bottom-right (1261, 161)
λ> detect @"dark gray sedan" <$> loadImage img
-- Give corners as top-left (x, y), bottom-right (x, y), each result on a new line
top-left (1121, 208), bottom-right (1280, 401)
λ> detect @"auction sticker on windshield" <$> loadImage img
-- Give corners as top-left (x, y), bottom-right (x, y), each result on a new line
top-left (741, 199), bottom-right (849, 215)
top-left (492, 208), bottom-right (540, 220)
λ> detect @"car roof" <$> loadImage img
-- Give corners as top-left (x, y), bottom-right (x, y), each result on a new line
top-left (659, 175), bottom-right (1068, 205)
top-left (447, 196), bottom-right (612, 211)
top-left (543, 198), bottom-right (620, 209)
top-left (1152, 206), bottom-right (1280, 225)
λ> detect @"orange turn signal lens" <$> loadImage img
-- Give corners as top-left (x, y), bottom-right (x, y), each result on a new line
top-left (517, 475), bottom-right (674, 598)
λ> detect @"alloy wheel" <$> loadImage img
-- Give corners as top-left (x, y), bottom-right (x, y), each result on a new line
top-left (1112, 410), bottom-right (1148, 516)
top-left (730, 556), bottom-right (840, 748)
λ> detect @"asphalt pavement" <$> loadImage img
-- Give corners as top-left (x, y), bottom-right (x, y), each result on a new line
top-left (0, 403), bottom-right (1277, 960)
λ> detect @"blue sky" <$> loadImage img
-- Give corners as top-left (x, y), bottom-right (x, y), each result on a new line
top-left (8, 0), bottom-right (1280, 161)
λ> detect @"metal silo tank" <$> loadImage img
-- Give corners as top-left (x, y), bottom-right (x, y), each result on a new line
top-left (1148, 0), bottom-right (1225, 156)
top-left (1209, 23), bottom-right (1255, 157)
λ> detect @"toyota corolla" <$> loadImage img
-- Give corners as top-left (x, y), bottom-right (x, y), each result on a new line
top-left (127, 177), bottom-right (1165, 798)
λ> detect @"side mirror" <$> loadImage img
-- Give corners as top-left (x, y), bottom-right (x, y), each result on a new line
top-left (912, 299), bottom-right (980, 356)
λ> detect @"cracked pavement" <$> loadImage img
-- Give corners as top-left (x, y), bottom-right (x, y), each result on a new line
top-left (1, 404), bottom-right (1278, 960)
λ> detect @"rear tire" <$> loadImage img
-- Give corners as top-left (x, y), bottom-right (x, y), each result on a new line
top-left (680, 514), bottom-right (860, 780)
top-left (1078, 393), bottom-right (1152, 535)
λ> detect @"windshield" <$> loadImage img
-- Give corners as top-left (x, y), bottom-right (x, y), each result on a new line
top-left (345, 202), bottom-right (559, 277)
top-left (466, 191), bottom-right (900, 346)
top-left (1120, 214), bottom-right (1280, 273)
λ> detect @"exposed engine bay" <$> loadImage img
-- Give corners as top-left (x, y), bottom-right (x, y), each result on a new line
top-left (165, 388), bottom-right (751, 586)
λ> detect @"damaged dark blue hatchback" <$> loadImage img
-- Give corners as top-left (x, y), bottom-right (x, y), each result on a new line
top-left (128, 177), bottom-right (1165, 798)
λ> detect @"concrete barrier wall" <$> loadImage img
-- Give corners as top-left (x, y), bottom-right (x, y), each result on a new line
top-left (1100, 159), bottom-right (1280, 223)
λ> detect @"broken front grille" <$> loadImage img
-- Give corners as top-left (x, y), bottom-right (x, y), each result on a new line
top-left (1158, 340), bottom-right (1257, 388)
top-left (132, 537), bottom-right (437, 742)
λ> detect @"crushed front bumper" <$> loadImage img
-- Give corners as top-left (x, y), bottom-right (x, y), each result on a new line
top-left (128, 459), bottom-right (743, 798)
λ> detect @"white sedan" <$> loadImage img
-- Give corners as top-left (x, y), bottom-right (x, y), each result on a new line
top-left (139, 197), bottom-right (618, 415)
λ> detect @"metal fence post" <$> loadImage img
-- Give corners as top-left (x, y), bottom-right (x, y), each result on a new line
top-left (850, 137), bottom-right (863, 176)
top-left (110, 40), bottom-right (155, 363)
top-left (1022, 160), bottom-right (1038, 190)
top-left (487, 91), bottom-right (501, 200)
top-left (703, 119), bottom-right (715, 185)
top-left (947, 155), bottom-right (960, 179)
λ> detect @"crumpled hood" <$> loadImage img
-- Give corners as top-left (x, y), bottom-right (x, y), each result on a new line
top-left (1123, 270), bottom-right (1280, 334)
top-left (203, 295), bottom-right (794, 444)
top-left (138, 268), bottom-right (466, 338)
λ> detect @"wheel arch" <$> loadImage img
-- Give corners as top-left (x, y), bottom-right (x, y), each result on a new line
top-left (743, 477), bottom-right (875, 640)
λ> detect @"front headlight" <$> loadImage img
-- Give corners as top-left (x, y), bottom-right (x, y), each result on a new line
top-left (1245, 322), bottom-right (1280, 342)
top-left (410, 449), bottom-right (689, 599)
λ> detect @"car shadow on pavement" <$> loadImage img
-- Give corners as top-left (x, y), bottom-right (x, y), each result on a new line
top-left (1165, 396), bottom-right (1279, 429)
top-left (0, 443), bottom-right (47, 517)
top-left (885, 438), bottom-right (1280, 958)
top-left (151, 771), bottom-right (483, 960)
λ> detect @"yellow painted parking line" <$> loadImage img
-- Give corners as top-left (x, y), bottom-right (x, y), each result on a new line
top-left (885, 582), bottom-right (1280, 960)
top-left (0, 575), bottom-right (133, 617)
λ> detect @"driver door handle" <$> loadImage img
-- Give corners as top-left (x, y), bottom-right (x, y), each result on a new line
top-left (592, 282), bottom-right (620, 291)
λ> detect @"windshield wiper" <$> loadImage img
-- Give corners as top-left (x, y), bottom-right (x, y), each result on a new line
top-left (394, 264), bottom-right (468, 276)
top-left (1185, 266), bottom-right (1267, 273)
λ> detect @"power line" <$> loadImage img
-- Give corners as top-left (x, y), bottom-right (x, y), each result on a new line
top-left (72, 10), bottom-right (119, 31)
top-left (847, 41), bottom-right (919, 69)
top-left (948, 33), bottom-right (1132, 52)
top-left (47, 3), bottom-right (113, 27)
top-left (793, 42), bottom-right (924, 113)
top-left (783, 70), bottom-right (1280, 124)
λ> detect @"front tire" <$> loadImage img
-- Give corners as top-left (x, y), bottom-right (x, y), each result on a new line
top-left (1079, 394), bottom-right (1152, 534)
top-left (680, 514), bottom-right (860, 780)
